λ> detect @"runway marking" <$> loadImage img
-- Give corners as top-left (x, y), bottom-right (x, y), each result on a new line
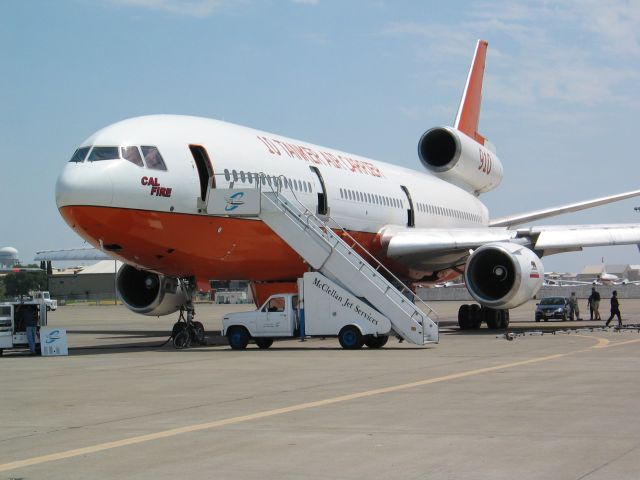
top-left (574, 335), bottom-right (610, 348)
top-left (0, 335), bottom-right (637, 473)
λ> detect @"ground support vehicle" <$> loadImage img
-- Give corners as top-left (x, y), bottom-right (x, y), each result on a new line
top-left (0, 300), bottom-right (47, 355)
top-left (222, 272), bottom-right (405, 350)
top-left (31, 291), bottom-right (57, 311)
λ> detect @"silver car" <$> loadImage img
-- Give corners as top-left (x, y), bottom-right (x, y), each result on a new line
top-left (535, 297), bottom-right (571, 322)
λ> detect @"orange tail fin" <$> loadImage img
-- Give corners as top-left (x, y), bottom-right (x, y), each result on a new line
top-left (454, 39), bottom-right (488, 145)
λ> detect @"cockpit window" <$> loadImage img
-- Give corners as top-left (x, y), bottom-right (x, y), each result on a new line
top-left (88, 146), bottom-right (120, 162)
top-left (69, 147), bottom-right (90, 163)
top-left (141, 146), bottom-right (167, 171)
top-left (121, 146), bottom-right (144, 167)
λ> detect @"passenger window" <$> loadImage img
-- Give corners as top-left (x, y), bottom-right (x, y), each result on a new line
top-left (232, 170), bottom-right (239, 182)
top-left (224, 169), bottom-right (230, 181)
top-left (240, 171), bottom-right (246, 182)
top-left (141, 146), bottom-right (167, 170)
top-left (88, 146), bottom-right (120, 162)
top-left (69, 146), bottom-right (90, 163)
top-left (248, 172), bottom-right (253, 184)
top-left (121, 146), bottom-right (144, 167)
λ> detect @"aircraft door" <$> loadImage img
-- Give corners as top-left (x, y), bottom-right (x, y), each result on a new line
top-left (189, 145), bottom-right (215, 210)
top-left (400, 185), bottom-right (415, 228)
top-left (309, 166), bottom-right (329, 216)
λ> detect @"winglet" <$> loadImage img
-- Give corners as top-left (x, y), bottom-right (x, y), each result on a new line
top-left (454, 39), bottom-right (488, 145)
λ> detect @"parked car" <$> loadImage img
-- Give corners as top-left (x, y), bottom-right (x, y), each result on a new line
top-left (535, 297), bottom-right (571, 322)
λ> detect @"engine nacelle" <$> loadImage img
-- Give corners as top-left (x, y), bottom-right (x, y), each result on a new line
top-left (116, 265), bottom-right (192, 316)
top-left (418, 127), bottom-right (503, 194)
top-left (464, 242), bottom-right (543, 310)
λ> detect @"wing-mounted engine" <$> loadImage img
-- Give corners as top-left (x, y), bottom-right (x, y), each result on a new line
top-left (418, 127), bottom-right (503, 194)
top-left (116, 264), bottom-right (192, 316)
top-left (464, 242), bottom-right (543, 309)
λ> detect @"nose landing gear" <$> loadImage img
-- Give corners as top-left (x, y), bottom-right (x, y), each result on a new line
top-left (172, 307), bottom-right (206, 349)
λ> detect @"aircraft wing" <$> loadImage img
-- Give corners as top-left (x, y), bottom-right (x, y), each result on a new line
top-left (379, 224), bottom-right (640, 271)
top-left (489, 189), bottom-right (640, 227)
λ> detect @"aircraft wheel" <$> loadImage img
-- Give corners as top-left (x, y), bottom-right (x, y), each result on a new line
top-left (458, 304), bottom-right (471, 329)
top-left (172, 322), bottom-right (186, 338)
top-left (339, 326), bottom-right (364, 349)
top-left (227, 326), bottom-right (250, 350)
top-left (498, 310), bottom-right (509, 329)
top-left (255, 338), bottom-right (274, 349)
top-left (469, 304), bottom-right (483, 329)
top-left (364, 335), bottom-right (388, 349)
top-left (173, 329), bottom-right (191, 349)
top-left (485, 308), bottom-right (504, 329)
top-left (192, 321), bottom-right (205, 345)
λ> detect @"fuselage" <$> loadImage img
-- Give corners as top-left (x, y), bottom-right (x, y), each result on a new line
top-left (56, 115), bottom-right (489, 283)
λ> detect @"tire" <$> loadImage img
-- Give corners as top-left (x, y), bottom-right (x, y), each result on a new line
top-left (172, 322), bottom-right (186, 339)
top-left (486, 308), bottom-right (509, 329)
top-left (227, 326), bottom-right (250, 350)
top-left (255, 338), bottom-right (274, 349)
top-left (458, 304), bottom-right (472, 330)
top-left (192, 321), bottom-right (205, 345)
top-left (469, 305), bottom-right (482, 329)
top-left (561, 314), bottom-right (567, 322)
top-left (498, 310), bottom-right (510, 329)
top-left (338, 325), bottom-right (364, 349)
top-left (364, 335), bottom-right (388, 349)
top-left (173, 329), bottom-right (191, 349)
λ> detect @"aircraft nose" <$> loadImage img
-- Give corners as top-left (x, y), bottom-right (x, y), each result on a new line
top-left (56, 162), bottom-right (114, 209)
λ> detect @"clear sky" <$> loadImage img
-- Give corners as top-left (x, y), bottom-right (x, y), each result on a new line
top-left (1, 0), bottom-right (639, 273)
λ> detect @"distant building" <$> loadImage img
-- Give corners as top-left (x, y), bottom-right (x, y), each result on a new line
top-left (49, 260), bottom-right (122, 301)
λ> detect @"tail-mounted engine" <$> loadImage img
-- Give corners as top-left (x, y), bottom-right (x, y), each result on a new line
top-left (418, 127), bottom-right (503, 194)
top-left (116, 264), bottom-right (192, 316)
top-left (464, 242), bottom-right (543, 309)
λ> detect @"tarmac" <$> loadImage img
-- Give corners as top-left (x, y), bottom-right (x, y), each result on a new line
top-left (1, 299), bottom-right (640, 479)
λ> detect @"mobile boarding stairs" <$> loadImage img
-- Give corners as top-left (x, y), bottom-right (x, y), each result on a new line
top-left (207, 180), bottom-right (438, 346)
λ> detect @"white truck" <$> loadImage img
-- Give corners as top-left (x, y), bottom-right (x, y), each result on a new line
top-left (31, 291), bottom-right (57, 311)
top-left (222, 272), bottom-right (394, 350)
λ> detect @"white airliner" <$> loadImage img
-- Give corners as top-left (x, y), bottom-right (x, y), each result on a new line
top-left (55, 40), bottom-right (640, 330)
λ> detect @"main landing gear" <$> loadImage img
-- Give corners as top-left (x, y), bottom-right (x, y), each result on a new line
top-left (458, 304), bottom-right (509, 330)
top-left (172, 307), bottom-right (206, 349)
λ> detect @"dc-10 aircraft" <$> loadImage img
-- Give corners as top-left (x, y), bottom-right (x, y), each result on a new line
top-left (56, 40), bottom-right (640, 330)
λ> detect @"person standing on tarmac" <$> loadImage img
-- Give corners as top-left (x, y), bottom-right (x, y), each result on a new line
top-left (569, 292), bottom-right (581, 321)
top-left (589, 287), bottom-right (601, 321)
top-left (22, 307), bottom-right (39, 355)
top-left (605, 290), bottom-right (622, 328)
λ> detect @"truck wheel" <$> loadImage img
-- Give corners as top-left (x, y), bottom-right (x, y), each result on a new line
top-left (364, 335), bottom-right (388, 349)
top-left (339, 326), bottom-right (364, 350)
top-left (227, 327), bottom-right (250, 350)
top-left (255, 338), bottom-right (273, 349)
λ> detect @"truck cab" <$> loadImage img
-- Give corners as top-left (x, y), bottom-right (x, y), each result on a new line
top-left (31, 291), bottom-right (57, 311)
